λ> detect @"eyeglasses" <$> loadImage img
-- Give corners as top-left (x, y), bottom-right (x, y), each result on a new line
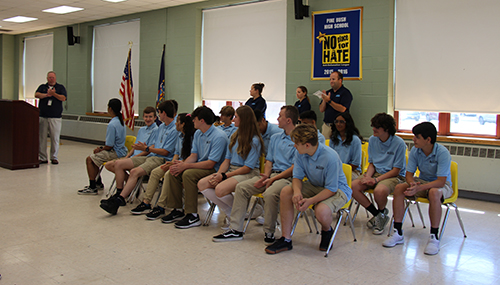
top-left (334, 120), bottom-right (346, 124)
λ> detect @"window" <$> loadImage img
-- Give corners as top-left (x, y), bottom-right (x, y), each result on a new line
top-left (92, 20), bottom-right (140, 113)
top-left (201, 0), bottom-right (286, 119)
top-left (23, 34), bottom-right (53, 105)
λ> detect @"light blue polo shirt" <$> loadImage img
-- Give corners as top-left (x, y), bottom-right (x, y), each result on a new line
top-left (106, 116), bottom-right (127, 157)
top-left (262, 122), bottom-right (281, 153)
top-left (266, 131), bottom-right (296, 172)
top-left (133, 124), bottom-right (158, 156)
top-left (225, 135), bottom-right (261, 169)
top-left (317, 129), bottom-right (326, 145)
top-left (368, 135), bottom-right (407, 177)
top-left (191, 125), bottom-right (228, 171)
top-left (218, 124), bottom-right (237, 139)
top-left (174, 132), bottom-right (184, 160)
top-left (407, 143), bottom-right (452, 185)
top-left (145, 119), bottom-right (177, 160)
top-left (329, 134), bottom-right (362, 173)
top-left (293, 143), bottom-right (352, 199)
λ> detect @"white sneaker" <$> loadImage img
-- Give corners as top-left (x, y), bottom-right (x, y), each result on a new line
top-left (221, 216), bottom-right (231, 230)
top-left (424, 234), bottom-right (440, 255)
top-left (382, 230), bottom-right (404, 247)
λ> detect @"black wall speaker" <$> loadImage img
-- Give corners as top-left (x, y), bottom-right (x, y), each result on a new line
top-left (294, 0), bottom-right (309, 20)
top-left (67, 26), bottom-right (81, 45)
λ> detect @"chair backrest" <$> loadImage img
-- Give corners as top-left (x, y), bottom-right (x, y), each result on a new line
top-left (325, 139), bottom-right (330, 146)
top-left (259, 154), bottom-right (266, 173)
top-left (444, 161), bottom-right (458, 203)
top-left (361, 142), bottom-right (369, 173)
top-left (125, 135), bottom-right (136, 152)
top-left (341, 163), bottom-right (353, 209)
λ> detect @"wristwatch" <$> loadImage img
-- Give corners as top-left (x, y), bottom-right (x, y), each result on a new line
top-left (146, 146), bottom-right (150, 152)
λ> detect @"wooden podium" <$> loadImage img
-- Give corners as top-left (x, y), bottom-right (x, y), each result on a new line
top-left (0, 100), bottom-right (40, 170)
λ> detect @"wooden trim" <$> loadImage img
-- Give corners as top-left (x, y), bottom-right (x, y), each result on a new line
top-left (439, 113), bottom-right (450, 135)
top-left (397, 133), bottom-right (500, 146)
top-left (394, 111), bottom-right (399, 129)
top-left (84, 112), bottom-right (138, 119)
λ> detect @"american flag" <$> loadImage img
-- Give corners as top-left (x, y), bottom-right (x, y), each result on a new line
top-left (119, 48), bottom-right (135, 130)
top-left (156, 44), bottom-right (166, 109)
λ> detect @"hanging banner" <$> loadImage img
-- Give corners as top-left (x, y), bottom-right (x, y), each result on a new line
top-left (311, 7), bottom-right (363, 80)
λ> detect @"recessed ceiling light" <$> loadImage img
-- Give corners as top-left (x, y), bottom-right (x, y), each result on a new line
top-left (102, 0), bottom-right (128, 3)
top-left (43, 6), bottom-right (84, 14)
top-left (3, 16), bottom-right (38, 23)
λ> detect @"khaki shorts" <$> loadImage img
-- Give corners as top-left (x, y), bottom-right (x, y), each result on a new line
top-left (412, 177), bottom-right (453, 202)
top-left (227, 165), bottom-right (260, 183)
top-left (90, 149), bottom-right (119, 167)
top-left (131, 156), bottom-right (166, 174)
top-left (356, 172), bottom-right (404, 193)
top-left (301, 181), bottom-right (349, 213)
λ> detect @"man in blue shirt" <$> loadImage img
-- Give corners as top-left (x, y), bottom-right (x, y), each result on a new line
top-left (100, 101), bottom-right (178, 215)
top-left (319, 71), bottom-right (353, 139)
top-left (35, 71), bottom-right (67, 164)
top-left (212, 105), bottom-right (299, 243)
top-left (298, 110), bottom-right (326, 145)
top-left (383, 122), bottom-right (452, 255)
top-left (218, 105), bottom-right (237, 138)
top-left (265, 124), bottom-right (351, 254)
top-left (255, 109), bottom-right (281, 154)
top-left (156, 106), bottom-right (228, 228)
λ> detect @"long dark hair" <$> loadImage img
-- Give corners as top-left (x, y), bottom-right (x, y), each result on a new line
top-left (108, 98), bottom-right (124, 126)
top-left (297, 85), bottom-right (310, 103)
top-left (178, 113), bottom-right (195, 160)
top-left (230, 106), bottom-right (264, 159)
top-left (330, 112), bottom-right (362, 146)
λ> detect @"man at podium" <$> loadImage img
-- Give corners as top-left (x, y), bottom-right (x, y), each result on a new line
top-left (35, 71), bottom-right (67, 164)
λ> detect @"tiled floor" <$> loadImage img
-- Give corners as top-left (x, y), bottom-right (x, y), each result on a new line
top-left (1, 140), bottom-right (499, 284)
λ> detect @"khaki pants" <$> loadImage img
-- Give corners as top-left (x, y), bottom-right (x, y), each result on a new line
top-left (230, 174), bottom-right (292, 233)
top-left (39, 117), bottom-right (62, 161)
top-left (143, 165), bottom-right (166, 204)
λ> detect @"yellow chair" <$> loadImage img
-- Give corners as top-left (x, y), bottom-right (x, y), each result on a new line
top-left (389, 161), bottom-right (466, 239)
top-left (325, 139), bottom-right (330, 146)
top-left (290, 163), bottom-right (357, 257)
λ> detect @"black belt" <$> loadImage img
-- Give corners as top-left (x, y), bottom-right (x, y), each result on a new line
top-left (271, 170), bottom-right (283, 174)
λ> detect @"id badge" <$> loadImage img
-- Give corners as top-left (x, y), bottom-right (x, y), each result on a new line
top-left (48, 99), bottom-right (52, 106)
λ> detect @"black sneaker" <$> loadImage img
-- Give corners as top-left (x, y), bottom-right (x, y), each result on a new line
top-left (96, 183), bottom-right (105, 190)
top-left (212, 229), bottom-right (243, 242)
top-left (78, 186), bottom-right (97, 195)
top-left (265, 237), bottom-right (292, 254)
top-left (319, 228), bottom-right (334, 251)
top-left (130, 202), bottom-right (151, 215)
top-left (174, 213), bottom-right (201, 229)
top-left (100, 197), bottom-right (120, 215)
top-left (264, 232), bottom-right (275, 244)
top-left (161, 209), bottom-right (185, 224)
top-left (146, 207), bottom-right (165, 220)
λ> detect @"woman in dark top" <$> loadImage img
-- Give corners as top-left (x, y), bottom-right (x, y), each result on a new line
top-left (245, 83), bottom-right (267, 115)
top-left (294, 85), bottom-right (311, 114)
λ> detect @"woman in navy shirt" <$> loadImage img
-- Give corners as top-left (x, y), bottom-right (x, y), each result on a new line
top-left (245, 83), bottom-right (267, 115)
top-left (294, 86), bottom-right (311, 114)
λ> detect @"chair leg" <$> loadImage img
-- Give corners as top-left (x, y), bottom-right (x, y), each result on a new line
top-left (451, 203), bottom-right (467, 238)
top-left (407, 206), bottom-right (415, 227)
top-left (345, 210), bottom-right (357, 242)
top-left (438, 206), bottom-right (451, 240)
top-left (290, 211), bottom-right (302, 237)
top-left (324, 210), bottom-right (344, 257)
top-left (203, 201), bottom-right (216, 226)
top-left (127, 177), bottom-right (144, 203)
top-left (309, 208), bottom-right (319, 234)
top-left (153, 180), bottom-right (163, 207)
top-left (106, 177), bottom-right (116, 198)
top-left (303, 211), bottom-right (313, 233)
top-left (352, 202), bottom-right (361, 223)
top-left (243, 198), bottom-right (259, 233)
top-left (415, 201), bottom-right (426, 228)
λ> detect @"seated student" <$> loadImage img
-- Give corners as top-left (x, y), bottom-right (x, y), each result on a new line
top-left (100, 100), bottom-right (178, 215)
top-left (383, 122), bottom-right (452, 255)
top-left (218, 105), bottom-right (237, 138)
top-left (130, 113), bottom-right (195, 215)
top-left (255, 109), bottom-right (281, 154)
top-left (78, 98), bottom-right (127, 195)
top-left (298, 110), bottom-right (326, 145)
top-left (329, 112), bottom-right (363, 180)
top-left (198, 106), bottom-right (263, 227)
top-left (212, 105), bottom-right (298, 243)
top-left (265, 124), bottom-right (351, 254)
top-left (351, 113), bottom-right (406, 235)
top-left (294, 86), bottom-right (311, 114)
top-left (104, 106), bottom-right (158, 174)
top-left (152, 106), bottom-right (228, 228)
